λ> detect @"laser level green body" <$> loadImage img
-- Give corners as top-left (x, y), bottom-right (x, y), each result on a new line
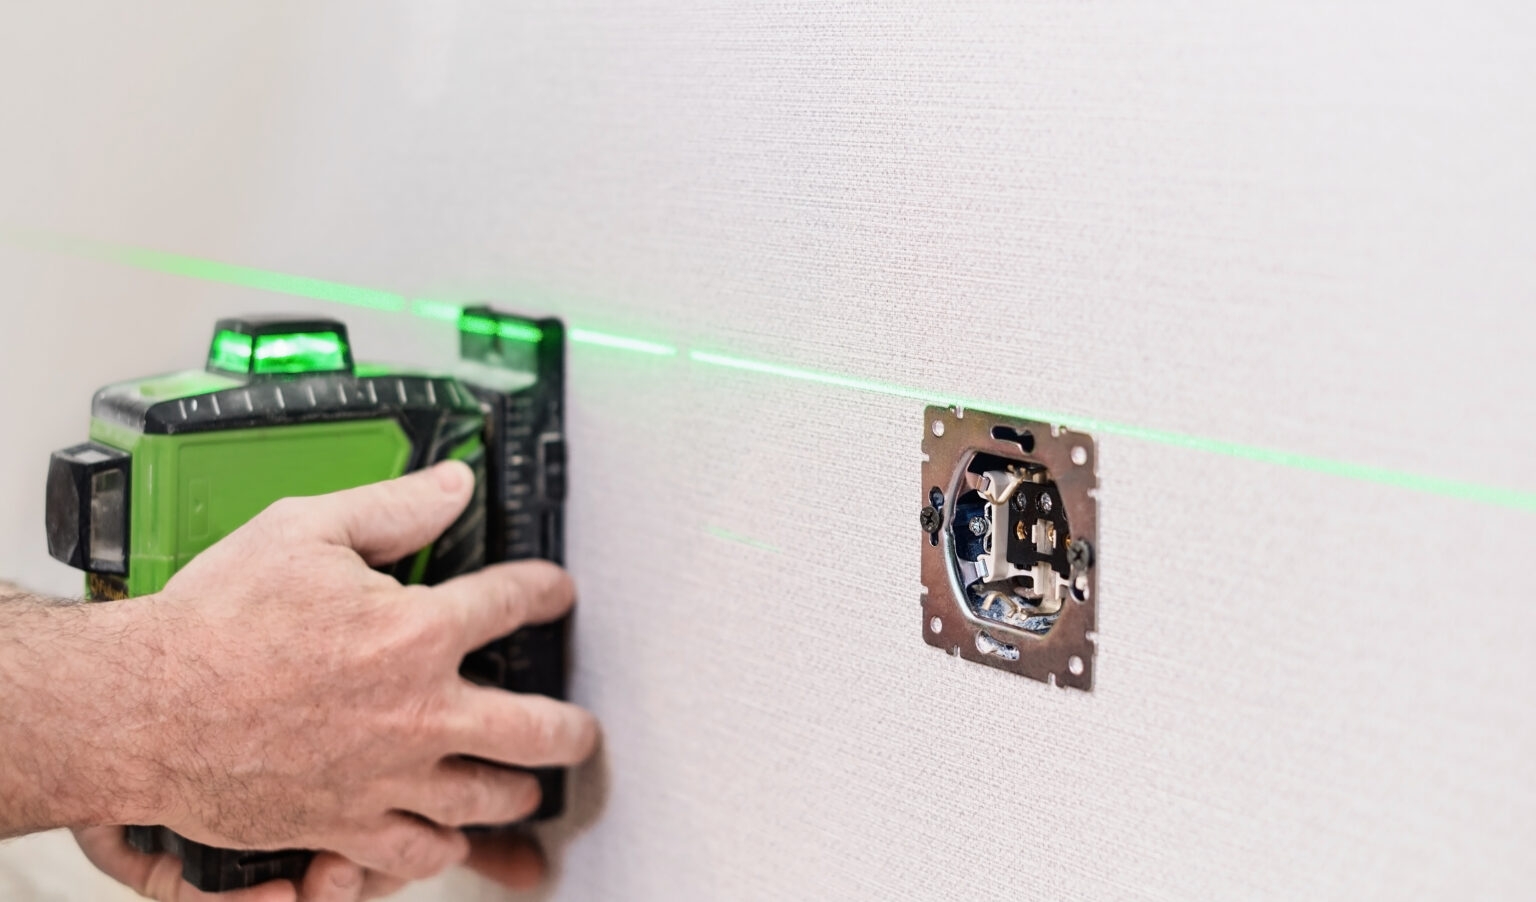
top-left (45, 308), bottom-right (568, 893)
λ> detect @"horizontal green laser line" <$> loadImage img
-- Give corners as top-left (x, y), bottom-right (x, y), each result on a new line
top-left (417, 303), bottom-right (676, 354)
top-left (688, 351), bottom-right (934, 401)
top-left (9, 229), bottom-right (1534, 513)
top-left (570, 328), bottom-right (677, 355)
top-left (10, 232), bottom-right (679, 355)
top-left (687, 350), bottom-right (1536, 513)
top-left (8, 230), bottom-right (408, 311)
top-left (703, 525), bottom-right (784, 554)
top-left (417, 301), bottom-right (676, 354)
top-left (410, 299), bottom-right (463, 322)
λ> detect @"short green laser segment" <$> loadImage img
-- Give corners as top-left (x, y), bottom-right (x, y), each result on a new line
top-left (703, 525), bottom-right (783, 555)
top-left (10, 229), bottom-right (1534, 513)
top-left (207, 330), bottom-right (253, 373)
top-left (411, 299), bottom-right (463, 322)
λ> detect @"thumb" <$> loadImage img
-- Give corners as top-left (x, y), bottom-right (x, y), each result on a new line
top-left (300, 460), bottom-right (475, 566)
top-left (299, 853), bottom-right (366, 902)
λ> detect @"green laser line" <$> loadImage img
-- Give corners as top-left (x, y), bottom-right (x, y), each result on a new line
top-left (410, 299), bottom-right (463, 322)
top-left (569, 328), bottom-right (677, 356)
top-left (688, 350), bottom-right (1536, 513)
top-left (8, 230), bottom-right (408, 312)
top-left (7, 231), bottom-right (682, 354)
top-left (416, 299), bottom-right (678, 354)
top-left (9, 229), bottom-right (1534, 513)
top-left (687, 350), bottom-right (933, 401)
top-left (703, 525), bottom-right (784, 554)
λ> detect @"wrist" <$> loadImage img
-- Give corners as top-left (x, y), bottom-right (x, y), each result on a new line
top-left (72, 597), bottom-right (185, 828)
top-left (0, 592), bottom-right (178, 833)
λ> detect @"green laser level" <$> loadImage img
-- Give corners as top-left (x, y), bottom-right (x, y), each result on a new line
top-left (44, 307), bottom-right (569, 892)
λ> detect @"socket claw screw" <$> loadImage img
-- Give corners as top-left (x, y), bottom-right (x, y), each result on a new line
top-left (919, 506), bottom-right (942, 534)
top-left (1068, 539), bottom-right (1094, 572)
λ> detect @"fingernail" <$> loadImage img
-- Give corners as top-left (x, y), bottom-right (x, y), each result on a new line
top-left (436, 460), bottom-right (469, 492)
top-left (331, 865), bottom-right (363, 888)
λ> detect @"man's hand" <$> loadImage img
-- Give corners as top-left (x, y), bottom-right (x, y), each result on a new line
top-left (121, 461), bottom-right (596, 877)
top-left (0, 461), bottom-right (597, 890)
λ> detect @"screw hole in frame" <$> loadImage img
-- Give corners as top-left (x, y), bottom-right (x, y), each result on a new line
top-left (990, 425), bottom-right (1035, 453)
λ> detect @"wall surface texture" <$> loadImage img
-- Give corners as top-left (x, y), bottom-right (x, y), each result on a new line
top-left (1, 2), bottom-right (1532, 900)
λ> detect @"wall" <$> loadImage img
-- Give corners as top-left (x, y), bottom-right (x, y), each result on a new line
top-left (1, 2), bottom-right (1533, 899)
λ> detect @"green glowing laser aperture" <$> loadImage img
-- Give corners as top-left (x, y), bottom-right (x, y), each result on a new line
top-left (207, 329), bottom-right (253, 373)
top-left (252, 331), bottom-right (349, 374)
top-left (703, 525), bottom-right (783, 554)
top-left (458, 313), bottom-right (543, 343)
top-left (421, 305), bottom-right (677, 355)
top-left (497, 321), bottom-right (544, 343)
top-left (688, 350), bottom-right (1536, 513)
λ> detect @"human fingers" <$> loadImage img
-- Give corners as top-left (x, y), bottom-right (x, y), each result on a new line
top-left (329, 814), bottom-right (470, 882)
top-left (282, 461), bottom-right (475, 566)
top-left (73, 827), bottom-right (296, 902)
top-left (397, 758), bottom-right (543, 828)
top-left (435, 559), bottom-right (575, 653)
top-left (440, 687), bottom-right (599, 768)
top-left (298, 852), bottom-right (365, 902)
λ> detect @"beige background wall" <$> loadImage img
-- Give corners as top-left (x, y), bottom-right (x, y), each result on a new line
top-left (1, 2), bottom-right (1533, 899)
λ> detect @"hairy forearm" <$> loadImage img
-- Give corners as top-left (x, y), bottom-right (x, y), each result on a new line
top-left (0, 583), bottom-right (171, 837)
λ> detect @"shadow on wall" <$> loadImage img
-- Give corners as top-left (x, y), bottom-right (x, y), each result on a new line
top-left (527, 744), bottom-right (613, 900)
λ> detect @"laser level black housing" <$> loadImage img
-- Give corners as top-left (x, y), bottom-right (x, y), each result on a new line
top-left (44, 307), bottom-right (568, 892)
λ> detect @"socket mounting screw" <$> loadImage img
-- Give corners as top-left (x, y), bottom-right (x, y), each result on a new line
top-left (919, 506), bottom-right (942, 533)
top-left (1067, 539), bottom-right (1094, 572)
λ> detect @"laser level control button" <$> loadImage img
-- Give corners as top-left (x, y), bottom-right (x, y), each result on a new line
top-left (540, 435), bottom-right (567, 500)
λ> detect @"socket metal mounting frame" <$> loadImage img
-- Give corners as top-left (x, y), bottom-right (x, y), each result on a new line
top-left (920, 405), bottom-right (1098, 690)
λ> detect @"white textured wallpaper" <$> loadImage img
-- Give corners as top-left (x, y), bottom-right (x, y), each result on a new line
top-left (0, 2), bottom-right (1533, 900)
